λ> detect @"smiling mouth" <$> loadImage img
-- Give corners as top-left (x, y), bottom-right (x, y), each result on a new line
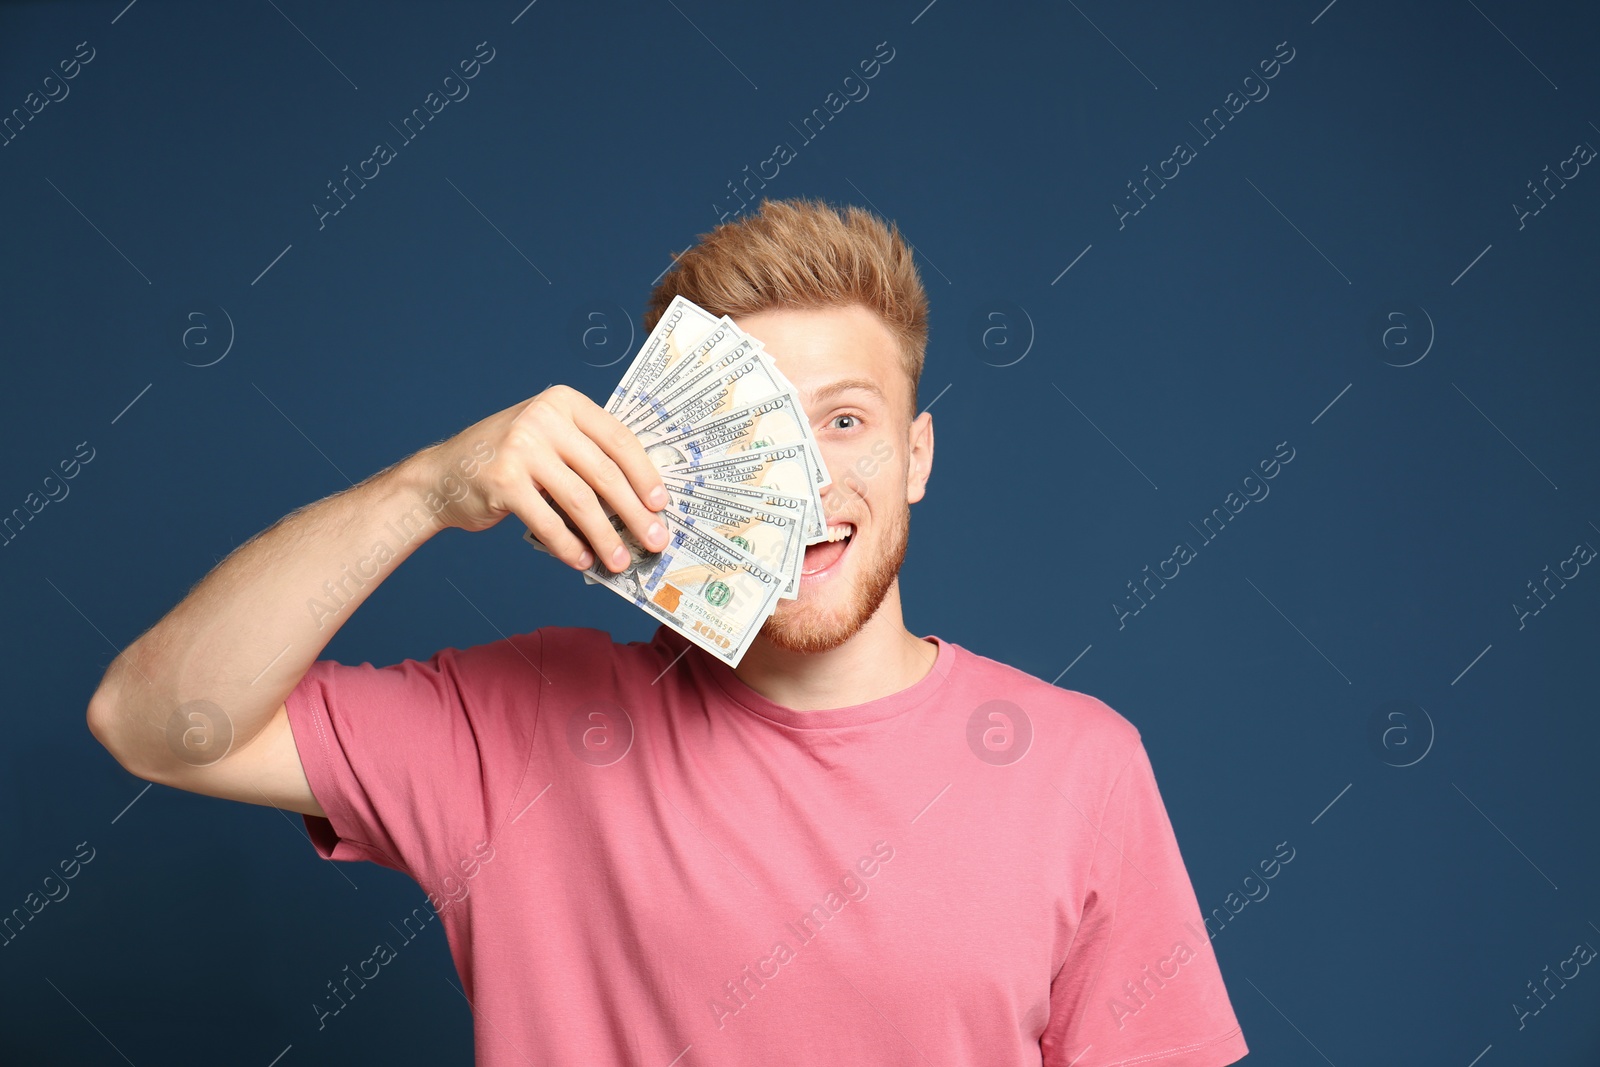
top-left (801, 522), bottom-right (854, 579)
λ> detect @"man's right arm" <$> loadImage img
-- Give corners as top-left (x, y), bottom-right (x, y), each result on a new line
top-left (85, 386), bottom-right (670, 816)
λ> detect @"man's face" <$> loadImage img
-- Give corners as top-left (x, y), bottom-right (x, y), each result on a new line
top-left (732, 304), bottom-right (933, 654)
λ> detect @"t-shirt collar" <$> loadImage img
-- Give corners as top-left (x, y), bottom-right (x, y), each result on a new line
top-left (662, 625), bottom-right (956, 730)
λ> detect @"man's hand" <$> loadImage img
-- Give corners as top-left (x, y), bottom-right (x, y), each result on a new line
top-left (425, 385), bottom-right (670, 572)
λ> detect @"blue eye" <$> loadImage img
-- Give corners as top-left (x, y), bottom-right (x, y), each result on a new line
top-left (832, 415), bottom-right (858, 430)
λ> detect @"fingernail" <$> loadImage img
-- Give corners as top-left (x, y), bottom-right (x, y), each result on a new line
top-left (577, 549), bottom-right (594, 569)
top-left (610, 545), bottom-right (630, 570)
top-left (648, 485), bottom-right (669, 509)
top-left (647, 521), bottom-right (666, 548)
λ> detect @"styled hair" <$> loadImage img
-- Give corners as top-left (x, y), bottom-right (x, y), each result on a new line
top-left (643, 198), bottom-right (929, 402)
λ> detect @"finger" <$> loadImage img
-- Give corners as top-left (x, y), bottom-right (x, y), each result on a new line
top-left (539, 463), bottom-right (632, 573)
top-left (569, 396), bottom-right (669, 512)
top-left (505, 482), bottom-right (594, 570)
top-left (559, 430), bottom-right (669, 554)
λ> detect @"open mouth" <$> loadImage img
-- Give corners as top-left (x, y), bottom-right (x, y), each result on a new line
top-left (801, 522), bottom-right (854, 580)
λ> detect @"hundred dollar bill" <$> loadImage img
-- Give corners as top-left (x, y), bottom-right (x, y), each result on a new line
top-left (618, 316), bottom-right (746, 428)
top-left (661, 478), bottom-right (811, 529)
top-left (522, 476), bottom-right (810, 596)
top-left (605, 295), bottom-right (721, 418)
top-left (660, 476), bottom-right (810, 594)
top-left (622, 327), bottom-right (758, 431)
top-left (524, 508), bottom-right (782, 667)
top-left (661, 444), bottom-right (828, 542)
top-left (639, 392), bottom-right (830, 493)
top-left (664, 481), bottom-right (805, 599)
top-left (628, 344), bottom-right (791, 440)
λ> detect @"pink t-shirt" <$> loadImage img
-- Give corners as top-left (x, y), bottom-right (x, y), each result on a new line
top-left (286, 624), bottom-right (1248, 1066)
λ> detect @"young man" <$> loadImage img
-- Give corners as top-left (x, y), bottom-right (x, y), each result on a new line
top-left (87, 199), bottom-right (1248, 1065)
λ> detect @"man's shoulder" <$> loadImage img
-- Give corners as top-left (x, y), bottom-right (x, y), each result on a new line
top-left (944, 638), bottom-right (1143, 751)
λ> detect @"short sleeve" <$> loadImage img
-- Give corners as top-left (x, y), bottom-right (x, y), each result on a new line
top-left (1042, 742), bottom-right (1249, 1067)
top-left (283, 631), bottom-right (546, 883)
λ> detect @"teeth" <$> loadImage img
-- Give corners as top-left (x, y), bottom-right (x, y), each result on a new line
top-left (824, 523), bottom-right (854, 543)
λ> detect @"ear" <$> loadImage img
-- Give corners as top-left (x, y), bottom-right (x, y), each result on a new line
top-left (905, 410), bottom-right (933, 504)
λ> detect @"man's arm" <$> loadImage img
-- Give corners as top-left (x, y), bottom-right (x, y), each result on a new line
top-left (85, 386), bottom-right (671, 815)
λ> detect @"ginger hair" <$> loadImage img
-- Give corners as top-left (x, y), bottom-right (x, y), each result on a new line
top-left (643, 198), bottom-right (929, 401)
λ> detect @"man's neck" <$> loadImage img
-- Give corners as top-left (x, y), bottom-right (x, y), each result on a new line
top-left (731, 581), bottom-right (939, 711)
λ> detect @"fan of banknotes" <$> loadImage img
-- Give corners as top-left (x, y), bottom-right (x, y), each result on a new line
top-left (524, 295), bottom-right (832, 667)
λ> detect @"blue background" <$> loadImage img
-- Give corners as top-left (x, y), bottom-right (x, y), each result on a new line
top-left (2, 0), bottom-right (1596, 1063)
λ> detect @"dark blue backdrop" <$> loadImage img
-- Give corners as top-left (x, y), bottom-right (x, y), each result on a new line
top-left (3, 0), bottom-right (1596, 1063)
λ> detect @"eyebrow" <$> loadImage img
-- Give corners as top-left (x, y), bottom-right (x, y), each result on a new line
top-left (808, 378), bottom-right (887, 406)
